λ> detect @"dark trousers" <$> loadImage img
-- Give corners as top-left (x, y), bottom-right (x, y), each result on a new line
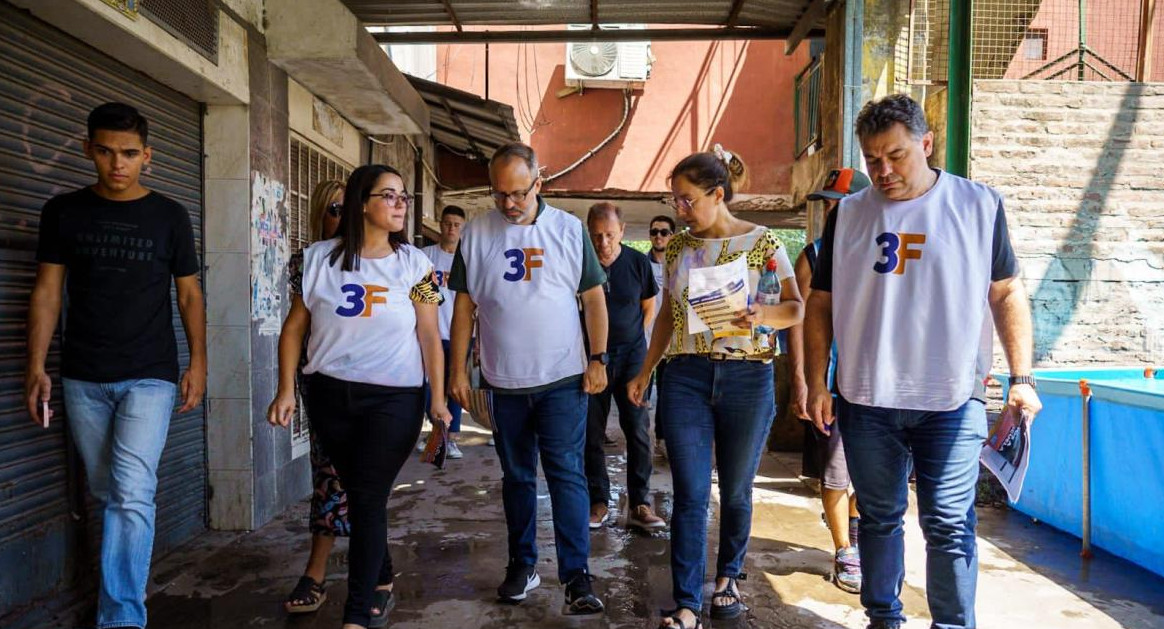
top-left (585, 344), bottom-right (654, 508)
top-left (653, 357), bottom-right (668, 440)
top-left (306, 374), bottom-right (423, 626)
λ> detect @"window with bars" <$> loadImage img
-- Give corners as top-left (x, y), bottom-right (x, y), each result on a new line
top-left (794, 56), bottom-right (823, 157)
top-left (287, 136), bottom-right (352, 450)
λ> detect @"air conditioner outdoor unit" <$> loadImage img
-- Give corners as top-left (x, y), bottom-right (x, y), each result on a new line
top-left (564, 24), bottom-right (653, 90)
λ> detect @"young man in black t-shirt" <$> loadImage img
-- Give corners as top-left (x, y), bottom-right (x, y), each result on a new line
top-left (583, 203), bottom-right (666, 531)
top-left (25, 102), bottom-right (205, 629)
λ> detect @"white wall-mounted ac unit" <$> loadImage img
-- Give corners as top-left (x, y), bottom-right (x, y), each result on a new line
top-left (564, 24), bottom-right (653, 90)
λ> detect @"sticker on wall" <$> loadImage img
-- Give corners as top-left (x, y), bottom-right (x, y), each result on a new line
top-left (251, 171), bottom-right (289, 335)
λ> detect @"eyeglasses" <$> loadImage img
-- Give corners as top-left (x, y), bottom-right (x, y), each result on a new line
top-left (326, 201), bottom-right (343, 217)
top-left (649, 228), bottom-right (672, 237)
top-left (490, 178), bottom-right (540, 205)
top-left (369, 190), bottom-right (413, 208)
top-left (664, 189), bottom-right (714, 212)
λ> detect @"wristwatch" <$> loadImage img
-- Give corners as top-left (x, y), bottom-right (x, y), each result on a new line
top-left (589, 352), bottom-right (609, 365)
top-left (1008, 375), bottom-right (1037, 389)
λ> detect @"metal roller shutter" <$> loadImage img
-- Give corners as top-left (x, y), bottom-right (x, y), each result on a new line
top-left (0, 3), bottom-right (207, 623)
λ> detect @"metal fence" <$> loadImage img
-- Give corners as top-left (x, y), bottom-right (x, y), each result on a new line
top-left (909, 0), bottom-right (1162, 83)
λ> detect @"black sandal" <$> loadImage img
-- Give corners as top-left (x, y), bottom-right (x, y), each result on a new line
top-left (710, 574), bottom-right (746, 619)
top-left (369, 586), bottom-right (396, 628)
top-left (284, 576), bottom-right (327, 614)
top-left (658, 607), bottom-right (702, 629)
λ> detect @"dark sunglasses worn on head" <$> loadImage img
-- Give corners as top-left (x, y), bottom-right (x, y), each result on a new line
top-left (326, 201), bottom-right (343, 217)
top-left (649, 228), bottom-right (673, 237)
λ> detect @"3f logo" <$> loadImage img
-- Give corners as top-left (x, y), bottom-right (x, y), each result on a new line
top-left (336, 284), bottom-right (389, 317)
top-left (873, 232), bottom-right (925, 275)
top-left (503, 248), bottom-right (544, 282)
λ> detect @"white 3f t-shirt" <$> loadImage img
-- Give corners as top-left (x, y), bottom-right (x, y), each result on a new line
top-left (298, 239), bottom-right (441, 387)
top-left (422, 244), bottom-right (456, 340)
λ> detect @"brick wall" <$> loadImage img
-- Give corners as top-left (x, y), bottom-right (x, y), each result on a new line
top-left (970, 80), bottom-right (1164, 366)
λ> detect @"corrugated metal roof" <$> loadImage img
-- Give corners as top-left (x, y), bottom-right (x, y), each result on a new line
top-left (343, 0), bottom-right (822, 31)
top-left (406, 74), bottom-right (521, 159)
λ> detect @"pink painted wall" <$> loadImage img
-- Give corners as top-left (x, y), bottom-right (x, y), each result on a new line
top-left (437, 31), bottom-right (811, 194)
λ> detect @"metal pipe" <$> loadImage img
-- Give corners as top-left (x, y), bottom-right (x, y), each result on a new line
top-left (372, 27), bottom-right (803, 45)
top-left (1079, 378), bottom-right (1093, 559)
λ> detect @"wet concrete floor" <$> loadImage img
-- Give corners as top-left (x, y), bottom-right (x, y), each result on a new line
top-left (142, 419), bottom-right (1164, 629)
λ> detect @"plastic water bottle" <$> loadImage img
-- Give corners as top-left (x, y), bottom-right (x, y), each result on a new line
top-left (755, 258), bottom-right (781, 335)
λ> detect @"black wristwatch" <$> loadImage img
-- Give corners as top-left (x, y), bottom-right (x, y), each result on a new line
top-left (1009, 375), bottom-right (1037, 389)
top-left (589, 352), bottom-right (609, 365)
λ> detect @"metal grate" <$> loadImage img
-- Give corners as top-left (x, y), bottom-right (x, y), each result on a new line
top-left (287, 136), bottom-right (352, 445)
top-left (911, 0), bottom-right (1159, 83)
top-left (978, 0), bottom-right (1144, 81)
top-left (794, 56), bottom-right (822, 157)
top-left (141, 0), bottom-right (219, 63)
top-left (907, 0), bottom-right (950, 85)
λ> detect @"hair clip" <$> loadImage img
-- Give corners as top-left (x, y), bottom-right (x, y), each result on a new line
top-left (712, 143), bottom-right (733, 166)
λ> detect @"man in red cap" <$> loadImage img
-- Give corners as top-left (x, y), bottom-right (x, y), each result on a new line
top-left (787, 167), bottom-right (871, 594)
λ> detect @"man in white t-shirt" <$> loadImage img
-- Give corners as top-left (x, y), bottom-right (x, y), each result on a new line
top-left (804, 94), bottom-right (1043, 629)
top-left (448, 143), bottom-right (609, 616)
top-left (422, 205), bottom-right (467, 458)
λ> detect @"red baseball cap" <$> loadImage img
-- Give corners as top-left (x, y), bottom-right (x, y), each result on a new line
top-left (808, 168), bottom-right (873, 200)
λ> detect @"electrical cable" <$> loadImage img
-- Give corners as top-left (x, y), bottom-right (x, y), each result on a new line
top-left (544, 89), bottom-right (631, 183)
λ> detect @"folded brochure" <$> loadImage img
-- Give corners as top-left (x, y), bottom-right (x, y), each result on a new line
top-left (979, 405), bottom-right (1032, 503)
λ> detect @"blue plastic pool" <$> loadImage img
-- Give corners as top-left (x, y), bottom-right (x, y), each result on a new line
top-left (994, 367), bottom-right (1164, 577)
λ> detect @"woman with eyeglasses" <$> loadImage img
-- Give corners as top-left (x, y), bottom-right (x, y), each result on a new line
top-left (269, 165), bottom-right (450, 629)
top-left (627, 147), bottom-right (803, 629)
top-left (282, 179), bottom-right (348, 615)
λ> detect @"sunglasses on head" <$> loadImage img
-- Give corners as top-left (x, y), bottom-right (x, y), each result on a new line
top-left (326, 201), bottom-right (343, 217)
top-left (649, 228), bottom-right (673, 237)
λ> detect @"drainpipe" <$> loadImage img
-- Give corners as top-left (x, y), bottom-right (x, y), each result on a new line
top-left (413, 141), bottom-right (425, 246)
top-left (946, 0), bottom-right (972, 176)
top-left (841, 0), bottom-right (864, 169)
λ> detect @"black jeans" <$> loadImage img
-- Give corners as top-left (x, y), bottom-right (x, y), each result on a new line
top-left (585, 344), bottom-right (654, 508)
top-left (306, 374), bottom-right (423, 626)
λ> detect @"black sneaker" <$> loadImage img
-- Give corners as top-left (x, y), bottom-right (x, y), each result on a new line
top-left (497, 564), bottom-right (540, 603)
top-left (866, 621), bottom-right (902, 629)
top-left (563, 573), bottom-right (604, 615)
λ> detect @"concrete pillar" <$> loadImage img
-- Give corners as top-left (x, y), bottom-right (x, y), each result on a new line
top-left (203, 103), bottom-right (256, 530)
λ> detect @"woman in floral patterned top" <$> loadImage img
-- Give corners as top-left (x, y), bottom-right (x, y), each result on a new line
top-left (629, 148), bottom-right (803, 629)
top-left (281, 179), bottom-right (345, 615)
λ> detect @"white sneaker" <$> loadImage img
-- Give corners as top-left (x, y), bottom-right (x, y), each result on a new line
top-left (447, 441), bottom-right (464, 459)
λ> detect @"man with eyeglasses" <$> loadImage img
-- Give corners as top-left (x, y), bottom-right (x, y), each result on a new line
top-left (645, 215), bottom-right (675, 454)
top-left (448, 142), bottom-right (609, 615)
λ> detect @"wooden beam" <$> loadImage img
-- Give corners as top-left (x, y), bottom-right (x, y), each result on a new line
top-left (726, 0), bottom-right (748, 28)
top-left (1137, 0), bottom-right (1157, 81)
top-left (785, 0), bottom-right (828, 55)
top-left (440, 0), bottom-right (463, 32)
top-left (374, 27), bottom-right (799, 45)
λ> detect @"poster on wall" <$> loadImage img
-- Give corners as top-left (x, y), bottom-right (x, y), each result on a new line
top-left (251, 171), bottom-right (288, 336)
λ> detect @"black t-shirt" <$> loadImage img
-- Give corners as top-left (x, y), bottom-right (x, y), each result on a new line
top-left (36, 187), bottom-right (200, 383)
top-left (602, 245), bottom-right (658, 353)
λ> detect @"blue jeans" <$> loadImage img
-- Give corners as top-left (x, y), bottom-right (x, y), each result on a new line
top-left (658, 356), bottom-right (776, 612)
top-left (838, 396), bottom-right (987, 629)
top-left (424, 339), bottom-right (467, 432)
top-left (63, 378), bottom-right (177, 629)
top-left (492, 378), bottom-right (590, 582)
